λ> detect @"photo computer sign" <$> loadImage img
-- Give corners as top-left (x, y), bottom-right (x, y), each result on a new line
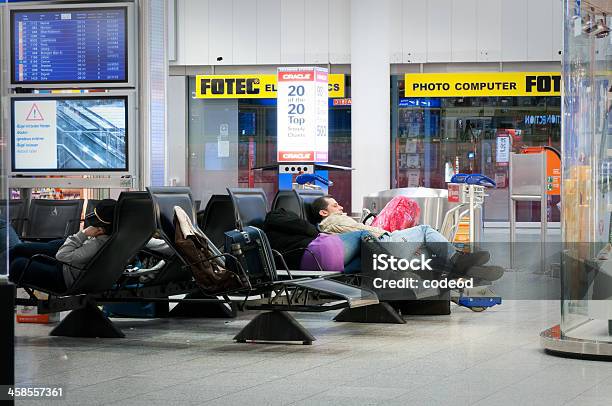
top-left (11, 95), bottom-right (130, 173)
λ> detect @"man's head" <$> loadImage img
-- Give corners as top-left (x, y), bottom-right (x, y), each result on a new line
top-left (85, 199), bottom-right (117, 235)
top-left (311, 195), bottom-right (343, 223)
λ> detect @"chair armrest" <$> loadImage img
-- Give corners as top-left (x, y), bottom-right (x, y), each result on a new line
top-left (29, 254), bottom-right (61, 266)
top-left (270, 249), bottom-right (293, 279)
top-left (362, 212), bottom-right (376, 225)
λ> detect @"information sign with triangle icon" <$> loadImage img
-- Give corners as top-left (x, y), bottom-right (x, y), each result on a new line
top-left (26, 103), bottom-right (45, 121)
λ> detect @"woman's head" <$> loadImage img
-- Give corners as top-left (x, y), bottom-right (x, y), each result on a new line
top-left (85, 199), bottom-right (117, 234)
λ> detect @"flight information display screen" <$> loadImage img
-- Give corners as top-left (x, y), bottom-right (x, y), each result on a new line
top-left (12, 96), bottom-right (129, 172)
top-left (11, 7), bottom-right (127, 84)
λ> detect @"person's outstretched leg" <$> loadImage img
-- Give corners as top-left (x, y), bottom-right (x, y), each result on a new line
top-left (337, 230), bottom-right (372, 266)
top-left (9, 257), bottom-right (66, 292)
top-left (387, 225), bottom-right (455, 259)
top-left (9, 239), bottom-right (65, 262)
top-left (388, 225), bottom-right (489, 272)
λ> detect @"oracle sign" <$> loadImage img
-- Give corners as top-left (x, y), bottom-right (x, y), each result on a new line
top-left (277, 67), bottom-right (328, 163)
top-left (278, 151), bottom-right (314, 161)
top-left (279, 72), bottom-right (313, 81)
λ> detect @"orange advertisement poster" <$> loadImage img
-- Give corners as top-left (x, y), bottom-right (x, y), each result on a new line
top-left (545, 149), bottom-right (561, 196)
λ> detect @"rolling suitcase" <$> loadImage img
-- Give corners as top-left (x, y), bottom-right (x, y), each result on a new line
top-left (224, 226), bottom-right (277, 287)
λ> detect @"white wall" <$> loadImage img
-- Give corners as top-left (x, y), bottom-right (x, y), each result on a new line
top-left (172, 0), bottom-right (562, 65)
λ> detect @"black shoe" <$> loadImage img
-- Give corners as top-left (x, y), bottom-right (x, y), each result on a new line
top-left (450, 251), bottom-right (490, 274)
top-left (465, 265), bottom-right (504, 281)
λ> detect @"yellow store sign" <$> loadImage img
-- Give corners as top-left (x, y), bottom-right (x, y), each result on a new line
top-left (195, 74), bottom-right (345, 99)
top-left (404, 72), bottom-right (560, 97)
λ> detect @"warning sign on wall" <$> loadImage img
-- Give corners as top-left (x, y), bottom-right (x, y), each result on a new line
top-left (13, 100), bottom-right (57, 169)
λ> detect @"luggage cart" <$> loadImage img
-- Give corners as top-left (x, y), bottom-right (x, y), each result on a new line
top-left (442, 174), bottom-right (502, 312)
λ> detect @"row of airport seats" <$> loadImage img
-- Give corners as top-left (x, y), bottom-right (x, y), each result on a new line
top-left (1, 198), bottom-right (100, 241)
top-left (13, 188), bottom-right (379, 344)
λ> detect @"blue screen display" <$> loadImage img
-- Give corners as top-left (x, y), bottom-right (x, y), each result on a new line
top-left (12, 8), bottom-right (127, 84)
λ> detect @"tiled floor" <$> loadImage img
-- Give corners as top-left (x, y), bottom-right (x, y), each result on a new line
top-left (13, 229), bottom-right (612, 405)
top-left (14, 300), bottom-right (612, 406)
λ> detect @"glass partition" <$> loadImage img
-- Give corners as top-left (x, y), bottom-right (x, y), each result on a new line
top-left (559, 0), bottom-right (612, 344)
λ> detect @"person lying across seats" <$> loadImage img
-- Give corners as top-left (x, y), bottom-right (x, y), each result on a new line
top-left (263, 207), bottom-right (362, 273)
top-left (9, 199), bottom-right (116, 292)
top-left (310, 195), bottom-right (503, 280)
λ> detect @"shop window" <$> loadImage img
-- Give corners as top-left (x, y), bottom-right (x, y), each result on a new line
top-left (391, 75), bottom-right (561, 223)
top-left (188, 76), bottom-right (352, 213)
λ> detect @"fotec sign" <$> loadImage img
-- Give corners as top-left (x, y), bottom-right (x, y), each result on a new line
top-left (404, 72), bottom-right (561, 97)
top-left (195, 74), bottom-right (345, 99)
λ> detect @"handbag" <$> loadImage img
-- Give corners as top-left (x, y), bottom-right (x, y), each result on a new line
top-left (173, 207), bottom-right (243, 293)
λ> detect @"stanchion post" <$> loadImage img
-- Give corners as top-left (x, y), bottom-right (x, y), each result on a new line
top-left (541, 152), bottom-right (548, 274)
top-left (0, 279), bottom-right (15, 406)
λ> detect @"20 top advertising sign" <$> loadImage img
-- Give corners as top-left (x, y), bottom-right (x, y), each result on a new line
top-left (276, 67), bottom-right (329, 163)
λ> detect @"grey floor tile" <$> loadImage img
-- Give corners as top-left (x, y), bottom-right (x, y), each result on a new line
top-left (564, 394), bottom-right (612, 406)
top-left (202, 380), bottom-right (333, 406)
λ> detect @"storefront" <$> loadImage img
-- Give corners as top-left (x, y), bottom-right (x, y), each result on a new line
top-left (186, 73), bottom-right (353, 212)
top-left (391, 72), bottom-right (561, 224)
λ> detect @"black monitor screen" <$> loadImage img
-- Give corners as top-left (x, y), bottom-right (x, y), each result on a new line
top-left (12, 96), bottom-right (129, 172)
top-left (11, 7), bottom-right (127, 84)
top-left (239, 111), bottom-right (256, 136)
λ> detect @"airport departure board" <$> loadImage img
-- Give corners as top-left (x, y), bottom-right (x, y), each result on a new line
top-left (11, 7), bottom-right (127, 84)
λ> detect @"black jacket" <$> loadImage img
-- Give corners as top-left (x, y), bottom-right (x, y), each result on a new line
top-left (263, 209), bottom-right (319, 270)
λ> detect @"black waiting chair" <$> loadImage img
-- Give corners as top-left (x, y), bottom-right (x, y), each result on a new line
top-left (296, 189), bottom-right (326, 225)
top-left (226, 188), bottom-right (268, 229)
top-left (147, 187), bottom-right (195, 242)
top-left (228, 187), bottom-right (337, 279)
top-left (147, 187), bottom-right (236, 317)
top-left (15, 192), bottom-right (157, 337)
top-left (0, 199), bottom-right (27, 235)
top-left (84, 199), bottom-right (100, 219)
top-left (21, 199), bottom-right (84, 240)
top-left (271, 190), bottom-right (304, 219)
top-left (197, 195), bottom-right (235, 248)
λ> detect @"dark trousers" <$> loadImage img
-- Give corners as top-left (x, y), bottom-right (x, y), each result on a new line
top-left (9, 239), bottom-right (65, 261)
top-left (9, 239), bottom-right (67, 292)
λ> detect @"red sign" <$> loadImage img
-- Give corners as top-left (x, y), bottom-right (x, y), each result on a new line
top-left (278, 71), bottom-right (314, 81)
top-left (278, 151), bottom-right (314, 162)
top-left (333, 98), bottom-right (352, 106)
top-left (448, 184), bottom-right (461, 203)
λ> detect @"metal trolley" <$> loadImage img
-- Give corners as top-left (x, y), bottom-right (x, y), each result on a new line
top-left (442, 174), bottom-right (502, 312)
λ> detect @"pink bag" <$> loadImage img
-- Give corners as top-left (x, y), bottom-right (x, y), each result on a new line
top-left (371, 196), bottom-right (420, 232)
